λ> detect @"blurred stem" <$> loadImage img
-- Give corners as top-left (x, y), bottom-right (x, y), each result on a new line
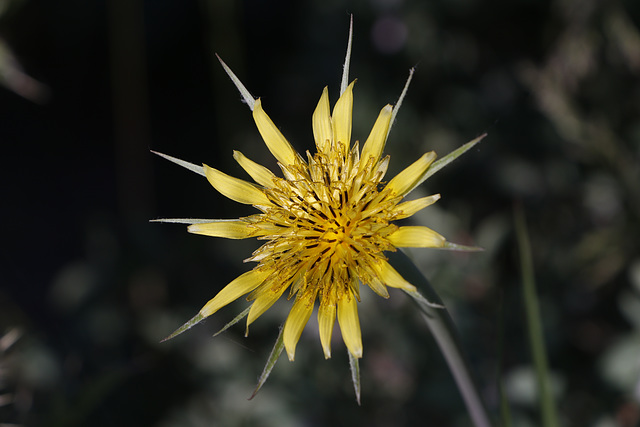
top-left (514, 204), bottom-right (559, 427)
top-left (388, 251), bottom-right (492, 427)
top-left (497, 291), bottom-right (513, 427)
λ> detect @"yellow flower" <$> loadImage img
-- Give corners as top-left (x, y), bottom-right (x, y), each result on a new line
top-left (156, 22), bottom-right (483, 362)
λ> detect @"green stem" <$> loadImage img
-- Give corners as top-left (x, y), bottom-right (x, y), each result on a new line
top-left (514, 204), bottom-right (559, 427)
top-left (387, 251), bottom-right (492, 427)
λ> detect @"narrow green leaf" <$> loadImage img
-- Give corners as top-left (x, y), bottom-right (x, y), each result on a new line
top-left (514, 204), bottom-right (559, 427)
top-left (387, 250), bottom-right (492, 427)
top-left (250, 325), bottom-right (285, 400)
top-left (161, 312), bottom-right (205, 342)
top-left (213, 306), bottom-right (251, 337)
top-left (348, 351), bottom-right (361, 405)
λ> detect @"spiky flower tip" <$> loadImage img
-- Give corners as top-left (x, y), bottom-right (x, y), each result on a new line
top-left (155, 20), bottom-right (485, 363)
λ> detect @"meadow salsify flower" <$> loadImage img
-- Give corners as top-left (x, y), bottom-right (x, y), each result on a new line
top-left (155, 20), bottom-right (485, 364)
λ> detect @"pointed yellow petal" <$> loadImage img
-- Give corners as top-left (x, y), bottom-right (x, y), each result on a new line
top-left (385, 151), bottom-right (437, 197)
top-left (337, 292), bottom-right (362, 358)
top-left (252, 98), bottom-right (300, 166)
top-left (360, 104), bottom-right (393, 167)
top-left (199, 269), bottom-right (270, 317)
top-left (318, 294), bottom-right (336, 359)
top-left (387, 226), bottom-right (446, 248)
top-left (332, 80), bottom-right (355, 153)
top-left (188, 220), bottom-right (255, 239)
top-left (233, 150), bottom-right (275, 188)
top-left (283, 292), bottom-right (315, 361)
top-left (203, 164), bottom-right (272, 206)
top-left (391, 194), bottom-right (441, 219)
top-left (374, 260), bottom-right (417, 292)
top-left (312, 87), bottom-right (333, 153)
top-left (246, 284), bottom-right (287, 330)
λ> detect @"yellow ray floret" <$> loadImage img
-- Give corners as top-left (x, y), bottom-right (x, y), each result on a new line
top-left (337, 292), bottom-right (362, 358)
top-left (312, 87), bottom-right (333, 153)
top-left (233, 150), bottom-right (276, 188)
top-left (253, 98), bottom-right (301, 166)
top-left (331, 81), bottom-right (355, 155)
top-left (283, 289), bottom-right (317, 361)
top-left (387, 226), bottom-right (447, 248)
top-left (203, 164), bottom-right (272, 206)
top-left (188, 220), bottom-right (257, 239)
top-left (385, 152), bottom-right (437, 197)
top-left (199, 269), bottom-right (271, 317)
top-left (360, 104), bottom-right (393, 167)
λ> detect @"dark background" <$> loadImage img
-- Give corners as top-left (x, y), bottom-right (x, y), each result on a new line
top-left (2, 0), bottom-right (640, 426)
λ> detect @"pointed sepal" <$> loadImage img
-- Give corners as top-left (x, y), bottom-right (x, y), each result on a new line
top-left (250, 325), bottom-right (285, 400)
top-left (160, 312), bottom-right (205, 342)
top-left (213, 306), bottom-right (251, 337)
top-left (421, 133), bottom-right (487, 184)
top-left (151, 151), bottom-right (206, 177)
top-left (442, 242), bottom-right (485, 252)
top-left (348, 350), bottom-right (361, 405)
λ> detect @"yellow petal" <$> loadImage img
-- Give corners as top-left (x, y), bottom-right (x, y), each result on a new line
top-left (252, 98), bottom-right (300, 166)
top-left (374, 260), bottom-right (417, 292)
top-left (233, 150), bottom-right (275, 188)
top-left (188, 220), bottom-right (255, 239)
top-left (312, 87), bottom-right (333, 153)
top-left (246, 283), bottom-right (287, 331)
top-left (387, 226), bottom-right (446, 248)
top-left (359, 104), bottom-right (393, 167)
top-left (385, 152), bottom-right (437, 197)
top-left (337, 292), bottom-right (362, 358)
top-left (204, 164), bottom-right (272, 206)
top-left (283, 292), bottom-right (315, 361)
top-left (391, 194), bottom-right (441, 219)
top-left (199, 269), bottom-right (270, 317)
top-left (332, 80), bottom-right (355, 153)
top-left (317, 290), bottom-right (337, 359)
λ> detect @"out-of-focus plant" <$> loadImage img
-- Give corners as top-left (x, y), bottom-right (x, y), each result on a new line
top-left (0, 0), bottom-right (49, 103)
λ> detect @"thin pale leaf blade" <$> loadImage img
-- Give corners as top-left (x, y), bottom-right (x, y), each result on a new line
top-left (149, 218), bottom-right (226, 224)
top-left (340, 15), bottom-right (354, 95)
top-left (161, 312), bottom-right (205, 342)
top-left (250, 325), bottom-right (285, 400)
top-left (151, 151), bottom-right (206, 177)
top-left (442, 242), bottom-right (485, 252)
top-left (421, 133), bottom-right (487, 184)
top-left (216, 54), bottom-right (256, 111)
top-left (213, 306), bottom-right (251, 337)
top-left (348, 350), bottom-right (361, 405)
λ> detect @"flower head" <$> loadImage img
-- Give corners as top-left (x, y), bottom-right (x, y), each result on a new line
top-left (156, 20), bottom-right (484, 363)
